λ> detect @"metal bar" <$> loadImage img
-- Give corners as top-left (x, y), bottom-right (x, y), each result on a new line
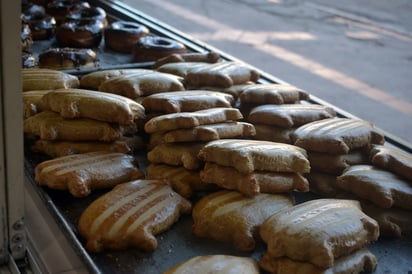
top-left (0, 0), bottom-right (26, 262)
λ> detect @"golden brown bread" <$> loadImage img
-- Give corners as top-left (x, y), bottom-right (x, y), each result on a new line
top-left (160, 122), bottom-right (256, 143)
top-left (259, 248), bottom-right (378, 274)
top-left (23, 68), bottom-right (79, 91)
top-left (260, 199), bottom-right (379, 269)
top-left (35, 151), bottom-right (144, 197)
top-left (248, 104), bottom-right (336, 128)
top-left (144, 107), bottom-right (243, 134)
top-left (336, 165), bottom-right (412, 210)
top-left (292, 118), bottom-right (385, 154)
top-left (31, 139), bottom-right (132, 158)
top-left (185, 61), bottom-right (260, 88)
top-left (146, 164), bottom-right (214, 198)
top-left (192, 190), bottom-right (294, 251)
top-left (141, 90), bottom-right (234, 114)
top-left (156, 62), bottom-right (208, 78)
top-left (253, 124), bottom-right (295, 143)
top-left (41, 88), bottom-right (145, 125)
top-left (200, 162), bottom-right (309, 196)
top-left (147, 142), bottom-right (205, 170)
top-left (239, 84), bottom-right (310, 105)
top-left (23, 90), bottom-right (51, 118)
top-left (98, 72), bottom-right (184, 99)
top-left (24, 111), bottom-right (123, 142)
top-left (153, 51), bottom-right (220, 68)
top-left (79, 68), bottom-right (154, 90)
top-left (78, 179), bottom-right (192, 252)
top-left (360, 200), bottom-right (412, 237)
top-left (163, 255), bottom-right (259, 274)
top-left (370, 144), bottom-right (412, 180)
top-left (308, 149), bottom-right (370, 175)
top-left (198, 139), bottom-right (310, 174)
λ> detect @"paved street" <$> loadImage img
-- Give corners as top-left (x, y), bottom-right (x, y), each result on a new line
top-left (123, 0), bottom-right (412, 146)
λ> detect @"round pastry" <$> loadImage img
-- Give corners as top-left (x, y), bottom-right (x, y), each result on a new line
top-left (27, 14), bottom-right (56, 40)
top-left (21, 20), bottom-right (33, 50)
top-left (104, 21), bottom-right (150, 53)
top-left (38, 47), bottom-right (98, 69)
top-left (47, 0), bottom-right (90, 25)
top-left (56, 18), bottom-right (105, 48)
top-left (66, 6), bottom-right (107, 27)
top-left (132, 36), bottom-right (187, 62)
top-left (22, 51), bottom-right (37, 68)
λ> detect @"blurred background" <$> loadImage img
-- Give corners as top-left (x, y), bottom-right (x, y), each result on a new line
top-left (123, 0), bottom-right (412, 145)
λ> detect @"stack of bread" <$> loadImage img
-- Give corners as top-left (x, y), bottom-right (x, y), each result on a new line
top-left (259, 198), bottom-right (380, 273)
top-left (23, 69), bottom-right (146, 157)
top-left (198, 139), bottom-right (311, 196)
top-left (336, 144), bottom-right (412, 237)
top-left (291, 117), bottom-right (385, 196)
top-left (248, 103), bottom-right (337, 144)
top-left (144, 107), bottom-right (255, 198)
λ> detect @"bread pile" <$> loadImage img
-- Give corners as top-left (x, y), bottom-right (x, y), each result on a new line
top-left (292, 117), bottom-right (385, 196)
top-left (336, 144), bottom-right (412, 237)
top-left (259, 199), bottom-right (379, 273)
top-left (23, 68), bottom-right (146, 158)
top-left (21, 51), bottom-right (412, 273)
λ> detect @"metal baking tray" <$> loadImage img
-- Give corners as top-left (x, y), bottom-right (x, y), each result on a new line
top-left (24, 0), bottom-right (412, 273)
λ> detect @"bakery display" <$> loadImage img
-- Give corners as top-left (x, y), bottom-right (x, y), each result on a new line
top-left (34, 151), bottom-right (144, 197)
top-left (46, 0), bottom-right (91, 25)
top-left (77, 179), bottom-right (192, 252)
top-left (19, 2), bottom-right (412, 272)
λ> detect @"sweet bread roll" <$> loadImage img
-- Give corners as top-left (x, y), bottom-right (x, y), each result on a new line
top-left (160, 122), bottom-right (256, 143)
top-left (336, 165), bottom-right (412, 210)
top-left (153, 51), bottom-right (220, 68)
top-left (23, 90), bottom-right (51, 118)
top-left (292, 118), bottom-right (385, 154)
top-left (78, 179), bottom-right (192, 252)
top-left (248, 104), bottom-right (336, 128)
top-left (24, 111), bottom-right (123, 142)
top-left (141, 90), bottom-right (234, 114)
top-left (370, 144), bottom-right (412, 180)
top-left (186, 61), bottom-right (260, 88)
top-left (41, 88), bottom-right (145, 125)
top-left (198, 139), bottom-right (310, 174)
top-left (98, 72), bottom-right (184, 99)
top-left (146, 164), bottom-right (214, 198)
top-left (80, 68), bottom-right (153, 90)
top-left (259, 248), bottom-right (378, 274)
top-left (239, 84), bottom-right (309, 105)
top-left (253, 124), bottom-right (295, 143)
top-left (156, 62), bottom-right (208, 78)
top-left (35, 151), bottom-right (144, 197)
top-left (23, 68), bottom-right (79, 91)
top-left (192, 190), bottom-right (294, 251)
top-left (163, 255), bottom-right (259, 274)
top-left (147, 142), bottom-right (205, 170)
top-left (260, 199), bottom-right (379, 269)
top-left (360, 200), bottom-right (412, 238)
top-left (200, 162), bottom-right (309, 196)
top-left (144, 107), bottom-right (243, 134)
top-left (308, 149), bottom-right (370, 175)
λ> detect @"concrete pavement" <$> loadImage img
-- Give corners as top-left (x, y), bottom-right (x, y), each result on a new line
top-left (122, 0), bottom-right (412, 145)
